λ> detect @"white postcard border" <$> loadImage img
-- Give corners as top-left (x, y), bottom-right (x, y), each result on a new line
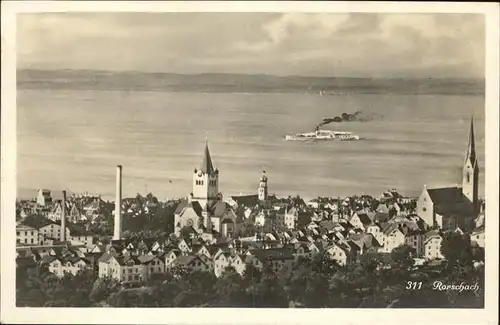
top-left (1, 1), bottom-right (498, 324)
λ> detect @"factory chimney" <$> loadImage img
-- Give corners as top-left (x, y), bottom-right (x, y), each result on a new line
top-left (113, 165), bottom-right (123, 240)
top-left (61, 190), bottom-right (67, 242)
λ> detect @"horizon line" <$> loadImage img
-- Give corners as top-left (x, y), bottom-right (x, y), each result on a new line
top-left (17, 67), bottom-right (486, 82)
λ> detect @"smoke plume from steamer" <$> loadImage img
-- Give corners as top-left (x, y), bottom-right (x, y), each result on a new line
top-left (316, 111), bottom-right (377, 130)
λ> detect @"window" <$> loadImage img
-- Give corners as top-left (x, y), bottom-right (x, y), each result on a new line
top-left (16, 231), bottom-right (20, 236)
top-left (466, 172), bottom-right (470, 183)
top-left (31, 238), bottom-right (34, 244)
top-left (422, 208), bottom-right (427, 212)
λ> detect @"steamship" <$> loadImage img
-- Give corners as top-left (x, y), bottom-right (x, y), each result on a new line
top-left (285, 129), bottom-right (360, 141)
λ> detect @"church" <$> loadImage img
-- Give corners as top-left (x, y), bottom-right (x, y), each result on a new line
top-left (227, 170), bottom-right (274, 210)
top-left (174, 140), bottom-right (236, 238)
top-left (417, 117), bottom-right (481, 231)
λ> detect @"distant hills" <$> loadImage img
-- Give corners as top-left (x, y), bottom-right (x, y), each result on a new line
top-left (17, 69), bottom-right (485, 96)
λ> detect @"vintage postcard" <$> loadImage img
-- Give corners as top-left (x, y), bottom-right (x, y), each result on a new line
top-left (1, 1), bottom-right (499, 325)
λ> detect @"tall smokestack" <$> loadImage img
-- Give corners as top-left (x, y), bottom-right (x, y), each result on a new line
top-left (113, 165), bottom-right (122, 240)
top-left (61, 190), bottom-right (67, 242)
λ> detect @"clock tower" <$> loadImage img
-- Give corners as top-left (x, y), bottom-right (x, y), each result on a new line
top-left (192, 139), bottom-right (219, 208)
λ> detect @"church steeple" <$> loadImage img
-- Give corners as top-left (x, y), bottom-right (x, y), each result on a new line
top-left (462, 116), bottom-right (479, 209)
top-left (258, 170), bottom-right (268, 201)
top-left (465, 116), bottom-right (477, 165)
top-left (201, 138), bottom-right (215, 174)
top-left (193, 137), bottom-right (219, 208)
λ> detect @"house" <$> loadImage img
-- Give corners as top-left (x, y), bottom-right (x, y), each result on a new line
top-left (324, 243), bottom-right (351, 266)
top-left (378, 223), bottom-right (405, 253)
top-left (229, 254), bottom-right (247, 275)
top-left (42, 256), bottom-right (90, 277)
top-left (325, 201), bottom-right (339, 211)
top-left (349, 212), bottom-right (373, 231)
top-left (250, 248), bottom-right (294, 273)
top-left (470, 227), bottom-right (485, 248)
top-left (424, 231), bottom-right (444, 260)
top-left (365, 223), bottom-right (381, 237)
top-left (90, 244), bottom-right (106, 254)
top-left (42, 256), bottom-right (64, 277)
top-left (68, 204), bottom-right (83, 223)
top-left (137, 255), bottom-right (165, 280)
top-left (37, 189), bottom-right (53, 206)
top-left (48, 202), bottom-right (64, 221)
top-left (16, 225), bottom-right (39, 246)
top-left (61, 257), bottom-right (90, 276)
top-left (214, 252), bottom-right (232, 277)
top-left (404, 230), bottom-right (426, 257)
top-left (379, 189), bottom-right (405, 204)
top-left (196, 253), bottom-right (214, 272)
top-left (294, 242), bottom-right (320, 260)
top-left (243, 254), bottom-right (264, 271)
top-left (171, 255), bottom-right (210, 273)
top-left (82, 199), bottom-right (102, 219)
top-left (254, 211), bottom-right (266, 227)
top-left (149, 240), bottom-right (163, 253)
top-left (98, 254), bottom-right (145, 283)
top-left (308, 199), bottom-right (320, 209)
top-left (284, 206), bottom-right (298, 229)
top-left (177, 239), bottom-right (192, 254)
top-left (348, 233), bottom-right (382, 256)
top-left (206, 245), bottom-right (224, 260)
top-left (164, 249), bottom-right (181, 270)
top-left (38, 221), bottom-right (70, 241)
top-left (68, 229), bottom-right (94, 247)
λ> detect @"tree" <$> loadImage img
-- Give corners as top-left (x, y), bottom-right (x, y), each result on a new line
top-left (213, 266), bottom-right (249, 307)
top-left (249, 265), bottom-right (289, 308)
top-left (441, 232), bottom-right (474, 268)
top-left (242, 262), bottom-right (262, 286)
top-left (391, 245), bottom-right (416, 270)
top-left (90, 276), bottom-right (120, 304)
top-left (17, 267), bottom-right (97, 307)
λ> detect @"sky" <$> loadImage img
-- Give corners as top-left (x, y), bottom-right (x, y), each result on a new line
top-left (17, 12), bottom-right (485, 78)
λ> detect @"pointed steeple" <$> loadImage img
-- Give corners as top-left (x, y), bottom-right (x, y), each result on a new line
top-left (201, 139), bottom-right (215, 174)
top-left (466, 116), bottom-right (476, 164)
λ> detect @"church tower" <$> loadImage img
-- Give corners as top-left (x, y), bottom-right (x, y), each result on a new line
top-left (258, 170), bottom-right (268, 201)
top-left (462, 116), bottom-right (479, 211)
top-left (192, 139), bottom-right (219, 208)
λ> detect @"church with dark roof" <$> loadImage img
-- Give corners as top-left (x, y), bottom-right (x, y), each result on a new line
top-left (174, 140), bottom-right (236, 239)
top-left (417, 117), bottom-right (481, 231)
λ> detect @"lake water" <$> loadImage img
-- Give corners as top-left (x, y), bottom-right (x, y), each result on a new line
top-left (17, 89), bottom-right (485, 201)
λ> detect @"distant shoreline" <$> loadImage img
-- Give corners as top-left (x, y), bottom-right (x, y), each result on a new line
top-left (17, 69), bottom-right (485, 96)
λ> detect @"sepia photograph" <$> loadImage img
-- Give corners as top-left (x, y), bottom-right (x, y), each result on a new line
top-left (1, 1), bottom-right (499, 325)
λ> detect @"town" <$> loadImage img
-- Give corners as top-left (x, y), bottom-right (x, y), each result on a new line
top-left (15, 118), bottom-right (485, 308)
